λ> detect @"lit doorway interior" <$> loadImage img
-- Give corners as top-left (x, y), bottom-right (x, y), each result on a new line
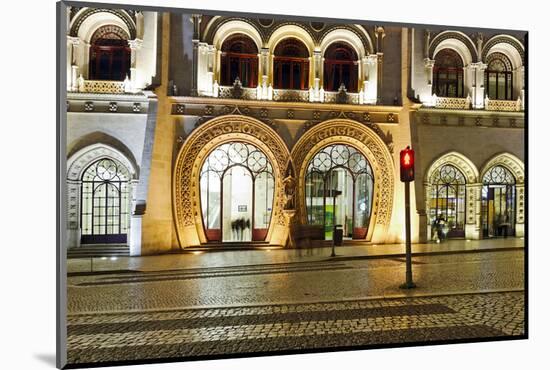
top-left (200, 142), bottom-right (275, 243)
top-left (80, 158), bottom-right (130, 244)
top-left (305, 144), bottom-right (374, 240)
top-left (481, 165), bottom-right (516, 238)
top-left (428, 164), bottom-right (466, 238)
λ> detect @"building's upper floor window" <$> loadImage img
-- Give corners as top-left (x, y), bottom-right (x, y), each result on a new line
top-left (433, 49), bottom-right (464, 98)
top-left (273, 38), bottom-right (310, 90)
top-left (89, 25), bottom-right (131, 81)
top-left (485, 52), bottom-right (513, 101)
top-left (324, 42), bottom-right (359, 93)
top-left (220, 34), bottom-right (258, 88)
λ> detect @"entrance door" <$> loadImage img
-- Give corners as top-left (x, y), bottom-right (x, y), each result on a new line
top-left (305, 144), bottom-right (374, 241)
top-left (222, 166), bottom-right (253, 242)
top-left (200, 142), bottom-right (275, 243)
top-left (481, 165), bottom-right (516, 238)
top-left (80, 158), bottom-right (130, 244)
top-left (482, 185), bottom-right (515, 237)
top-left (325, 168), bottom-right (354, 240)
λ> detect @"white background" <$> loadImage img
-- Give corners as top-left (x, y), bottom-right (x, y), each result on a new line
top-left (0, 0), bottom-right (546, 369)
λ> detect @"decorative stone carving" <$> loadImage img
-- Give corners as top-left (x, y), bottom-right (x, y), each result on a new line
top-left (173, 115), bottom-right (291, 247)
top-left (132, 103), bottom-right (142, 113)
top-left (204, 105), bottom-right (214, 115)
top-left (291, 119), bottom-right (395, 231)
top-left (174, 104), bottom-right (185, 114)
top-left (108, 102), bottom-right (118, 112)
top-left (83, 80), bottom-right (126, 94)
top-left (283, 161), bottom-right (297, 211)
top-left (84, 102), bottom-right (94, 111)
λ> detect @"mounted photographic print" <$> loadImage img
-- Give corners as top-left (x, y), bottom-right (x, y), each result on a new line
top-left (57, 1), bottom-right (527, 368)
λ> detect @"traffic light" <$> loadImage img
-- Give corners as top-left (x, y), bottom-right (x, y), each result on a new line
top-left (400, 146), bottom-right (415, 182)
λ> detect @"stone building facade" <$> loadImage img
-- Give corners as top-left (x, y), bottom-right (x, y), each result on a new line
top-left (64, 6), bottom-right (526, 256)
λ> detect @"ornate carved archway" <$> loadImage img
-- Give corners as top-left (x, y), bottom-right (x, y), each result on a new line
top-left (425, 151), bottom-right (480, 239)
top-left (66, 143), bottom-right (138, 247)
top-left (291, 119), bottom-right (394, 242)
top-left (480, 152), bottom-right (524, 184)
top-left (480, 152), bottom-right (525, 236)
top-left (173, 115), bottom-right (290, 247)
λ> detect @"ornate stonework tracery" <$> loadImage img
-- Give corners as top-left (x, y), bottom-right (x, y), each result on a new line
top-left (173, 115), bottom-right (291, 247)
top-left (291, 119), bottom-right (395, 234)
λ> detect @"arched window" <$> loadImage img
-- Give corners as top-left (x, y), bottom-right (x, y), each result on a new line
top-left (89, 25), bottom-right (131, 81)
top-left (305, 144), bottom-right (374, 240)
top-left (482, 165), bottom-right (516, 238)
top-left (324, 42), bottom-right (359, 92)
top-left (429, 164), bottom-right (466, 237)
top-left (485, 53), bottom-right (513, 100)
top-left (220, 34), bottom-right (259, 88)
top-left (200, 142), bottom-right (275, 242)
top-left (433, 49), bottom-right (464, 98)
top-left (80, 158), bottom-right (131, 244)
top-left (273, 38), bottom-right (310, 90)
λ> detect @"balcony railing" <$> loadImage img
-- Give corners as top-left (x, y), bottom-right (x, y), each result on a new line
top-left (214, 85), bottom-right (372, 105)
top-left (82, 80), bottom-right (127, 94)
top-left (433, 97), bottom-right (470, 110)
top-left (485, 98), bottom-right (522, 112)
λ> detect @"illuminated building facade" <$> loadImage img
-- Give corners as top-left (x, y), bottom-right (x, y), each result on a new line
top-left (65, 7), bottom-right (525, 256)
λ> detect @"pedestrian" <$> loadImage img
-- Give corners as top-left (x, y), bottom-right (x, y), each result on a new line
top-left (431, 218), bottom-right (440, 243)
top-left (436, 214), bottom-right (446, 242)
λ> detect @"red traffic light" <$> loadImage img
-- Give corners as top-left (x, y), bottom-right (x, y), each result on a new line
top-left (400, 146), bottom-right (415, 182)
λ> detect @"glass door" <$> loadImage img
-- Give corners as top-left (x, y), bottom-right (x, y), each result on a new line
top-left (222, 166), bottom-right (253, 242)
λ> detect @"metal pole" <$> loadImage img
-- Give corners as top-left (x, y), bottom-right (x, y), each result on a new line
top-left (331, 195), bottom-right (336, 257)
top-left (400, 181), bottom-right (416, 289)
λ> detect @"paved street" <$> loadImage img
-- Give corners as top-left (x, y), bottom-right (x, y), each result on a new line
top-left (65, 244), bottom-right (525, 366)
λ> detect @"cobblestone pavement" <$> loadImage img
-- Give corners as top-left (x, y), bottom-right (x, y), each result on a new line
top-left (66, 292), bottom-right (524, 365)
top-left (67, 250), bottom-right (524, 312)
top-left (66, 249), bottom-right (525, 365)
top-left (67, 237), bottom-right (524, 273)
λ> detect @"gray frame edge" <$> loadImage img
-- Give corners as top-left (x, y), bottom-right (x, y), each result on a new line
top-left (57, 1), bottom-right (68, 369)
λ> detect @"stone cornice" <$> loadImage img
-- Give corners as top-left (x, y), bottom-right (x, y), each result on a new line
top-left (415, 108), bottom-right (524, 128)
top-left (169, 96), bottom-right (402, 124)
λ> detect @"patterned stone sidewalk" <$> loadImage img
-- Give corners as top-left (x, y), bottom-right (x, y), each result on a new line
top-left (66, 291), bottom-right (525, 365)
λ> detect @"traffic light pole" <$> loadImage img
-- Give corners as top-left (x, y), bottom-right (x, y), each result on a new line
top-left (400, 180), bottom-right (416, 289)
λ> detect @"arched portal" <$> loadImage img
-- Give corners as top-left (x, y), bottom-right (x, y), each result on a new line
top-left (173, 115), bottom-right (290, 248)
top-left (305, 144), bottom-right (374, 239)
top-left (480, 153), bottom-right (524, 238)
top-left (425, 151), bottom-right (479, 240)
top-left (80, 158), bottom-right (131, 243)
top-left (481, 165), bottom-right (516, 238)
top-left (200, 142), bottom-right (275, 242)
top-left (292, 119), bottom-right (394, 243)
top-left (428, 164), bottom-right (467, 238)
top-left (66, 143), bottom-right (138, 248)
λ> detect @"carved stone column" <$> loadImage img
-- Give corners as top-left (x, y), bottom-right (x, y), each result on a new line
top-left (67, 36), bottom-right (80, 91)
top-left (259, 47), bottom-right (270, 84)
top-left (516, 66), bottom-right (525, 108)
top-left (374, 26), bottom-right (385, 104)
top-left (128, 38), bottom-right (143, 91)
top-left (135, 11), bottom-right (144, 39)
top-left (206, 44), bottom-right (216, 95)
top-left (376, 52), bottom-right (384, 104)
top-left (67, 179), bottom-right (81, 248)
top-left (515, 184), bottom-right (525, 237)
top-left (129, 182), bottom-right (142, 256)
top-left (465, 183), bottom-right (482, 240)
top-left (190, 14), bottom-right (202, 96)
top-left (362, 54), bottom-right (378, 104)
top-left (424, 30), bottom-right (431, 59)
top-left (422, 58), bottom-right (435, 105)
top-left (470, 62), bottom-right (487, 109)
